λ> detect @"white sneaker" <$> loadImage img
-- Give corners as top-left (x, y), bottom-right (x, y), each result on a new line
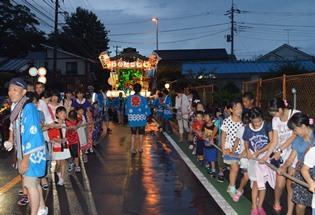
top-left (192, 148), bottom-right (196, 155)
top-left (57, 178), bottom-right (64, 186)
top-left (37, 206), bottom-right (48, 215)
top-left (68, 163), bottom-right (74, 172)
top-left (188, 145), bottom-right (194, 150)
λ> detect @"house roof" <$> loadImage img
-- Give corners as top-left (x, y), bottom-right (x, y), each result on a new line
top-left (110, 47), bottom-right (148, 61)
top-left (41, 44), bottom-right (96, 63)
top-left (182, 60), bottom-right (315, 75)
top-left (0, 59), bottom-right (31, 72)
top-left (258, 44), bottom-right (314, 61)
top-left (153, 49), bottom-right (229, 61)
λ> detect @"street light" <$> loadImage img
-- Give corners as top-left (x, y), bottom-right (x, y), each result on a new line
top-left (152, 16), bottom-right (159, 50)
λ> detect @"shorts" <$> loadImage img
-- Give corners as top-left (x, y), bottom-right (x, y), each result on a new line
top-left (130, 127), bottom-right (145, 135)
top-left (23, 176), bottom-right (40, 189)
top-left (69, 144), bottom-right (79, 158)
top-left (223, 154), bottom-right (240, 165)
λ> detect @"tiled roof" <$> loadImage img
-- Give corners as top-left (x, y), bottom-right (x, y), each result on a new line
top-left (182, 60), bottom-right (315, 75)
top-left (0, 59), bottom-right (30, 72)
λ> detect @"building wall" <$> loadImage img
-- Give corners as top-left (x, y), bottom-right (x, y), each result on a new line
top-left (46, 49), bottom-right (89, 75)
top-left (259, 48), bottom-right (313, 61)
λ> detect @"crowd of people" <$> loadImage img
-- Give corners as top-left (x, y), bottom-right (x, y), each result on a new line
top-left (150, 85), bottom-right (315, 215)
top-left (4, 76), bottom-right (315, 215)
top-left (4, 78), bottom-right (118, 215)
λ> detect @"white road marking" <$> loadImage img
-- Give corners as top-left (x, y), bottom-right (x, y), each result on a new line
top-left (80, 155), bottom-right (98, 215)
top-left (163, 132), bottom-right (238, 215)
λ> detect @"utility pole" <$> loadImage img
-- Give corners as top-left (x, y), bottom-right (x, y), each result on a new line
top-left (53, 0), bottom-right (59, 76)
top-left (225, 0), bottom-right (240, 60)
top-left (230, 2), bottom-right (234, 58)
top-left (113, 45), bottom-right (121, 56)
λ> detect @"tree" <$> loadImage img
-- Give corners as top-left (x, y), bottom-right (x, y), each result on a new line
top-left (0, 0), bottom-right (45, 57)
top-left (51, 7), bottom-right (109, 59)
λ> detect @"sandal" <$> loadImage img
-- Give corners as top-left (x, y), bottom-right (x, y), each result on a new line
top-left (232, 190), bottom-right (243, 202)
top-left (42, 184), bottom-right (49, 191)
top-left (273, 204), bottom-right (282, 213)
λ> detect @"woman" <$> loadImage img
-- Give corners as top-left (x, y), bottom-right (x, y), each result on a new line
top-left (63, 90), bottom-right (74, 114)
top-left (48, 91), bottom-right (62, 121)
top-left (263, 97), bottom-right (299, 214)
top-left (279, 112), bottom-right (313, 215)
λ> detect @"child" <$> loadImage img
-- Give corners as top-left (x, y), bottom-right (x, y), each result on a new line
top-left (76, 106), bottom-right (88, 163)
top-left (213, 107), bottom-right (226, 183)
top-left (66, 110), bottom-right (81, 172)
top-left (265, 97), bottom-right (299, 214)
top-left (203, 111), bottom-right (217, 177)
top-left (189, 102), bottom-right (205, 150)
top-left (191, 111), bottom-right (205, 161)
top-left (233, 112), bottom-right (250, 202)
top-left (243, 107), bottom-right (274, 215)
top-left (285, 113), bottom-right (314, 215)
top-left (48, 106), bottom-right (71, 186)
top-left (221, 100), bottom-right (243, 197)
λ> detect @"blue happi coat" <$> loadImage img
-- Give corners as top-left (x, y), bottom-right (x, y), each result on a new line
top-left (163, 95), bottom-right (173, 120)
top-left (125, 94), bottom-right (151, 127)
top-left (21, 103), bottom-right (46, 178)
top-left (153, 97), bottom-right (164, 118)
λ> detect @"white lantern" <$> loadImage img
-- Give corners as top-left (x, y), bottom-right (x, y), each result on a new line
top-left (164, 83), bottom-right (170, 89)
top-left (38, 76), bottom-right (47, 84)
top-left (29, 67), bottom-right (38, 77)
top-left (38, 67), bottom-right (47, 76)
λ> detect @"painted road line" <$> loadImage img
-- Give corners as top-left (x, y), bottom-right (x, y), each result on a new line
top-left (163, 132), bottom-right (238, 215)
top-left (51, 162), bottom-right (61, 215)
top-left (80, 155), bottom-right (98, 215)
top-left (0, 175), bottom-right (21, 195)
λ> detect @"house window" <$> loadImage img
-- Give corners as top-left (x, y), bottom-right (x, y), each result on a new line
top-left (66, 62), bottom-right (78, 74)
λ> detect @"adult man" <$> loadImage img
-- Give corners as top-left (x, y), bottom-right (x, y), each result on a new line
top-left (242, 92), bottom-right (255, 117)
top-left (112, 92), bottom-right (125, 124)
top-left (6, 78), bottom-right (47, 215)
top-left (174, 86), bottom-right (191, 143)
top-left (99, 87), bottom-right (111, 134)
top-left (34, 82), bottom-right (45, 98)
top-left (125, 83), bottom-right (151, 154)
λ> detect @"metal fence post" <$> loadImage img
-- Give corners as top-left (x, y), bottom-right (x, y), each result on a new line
top-left (282, 74), bottom-right (287, 101)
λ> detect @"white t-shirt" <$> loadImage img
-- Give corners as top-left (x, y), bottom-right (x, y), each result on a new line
top-left (303, 147), bottom-right (315, 209)
top-left (37, 99), bottom-right (54, 141)
top-left (236, 125), bottom-right (245, 153)
top-left (272, 109), bottom-right (299, 161)
top-left (175, 94), bottom-right (191, 118)
top-left (221, 116), bottom-right (243, 153)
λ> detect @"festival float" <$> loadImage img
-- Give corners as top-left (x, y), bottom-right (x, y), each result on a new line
top-left (99, 48), bottom-right (158, 97)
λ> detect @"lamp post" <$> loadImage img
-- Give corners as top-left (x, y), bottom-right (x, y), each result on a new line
top-left (152, 17), bottom-right (159, 50)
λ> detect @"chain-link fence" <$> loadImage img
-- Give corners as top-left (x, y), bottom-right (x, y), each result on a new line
top-left (243, 73), bottom-right (315, 117)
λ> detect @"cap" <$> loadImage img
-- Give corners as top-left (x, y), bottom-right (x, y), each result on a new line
top-left (9, 77), bottom-right (27, 89)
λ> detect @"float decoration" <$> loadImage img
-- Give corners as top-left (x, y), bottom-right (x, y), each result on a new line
top-left (99, 48), bottom-right (157, 97)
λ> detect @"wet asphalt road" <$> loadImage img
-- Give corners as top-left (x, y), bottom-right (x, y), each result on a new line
top-left (0, 124), bottom-right (224, 215)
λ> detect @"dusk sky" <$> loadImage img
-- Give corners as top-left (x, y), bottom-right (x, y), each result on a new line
top-left (33, 0), bottom-right (315, 59)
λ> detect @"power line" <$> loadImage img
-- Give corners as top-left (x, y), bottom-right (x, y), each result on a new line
top-left (105, 11), bottom-right (215, 26)
top-left (110, 28), bottom-right (228, 45)
top-left (109, 23), bottom-right (229, 36)
top-left (12, 0), bottom-right (54, 29)
top-left (241, 22), bottom-right (315, 28)
top-left (160, 28), bottom-right (228, 44)
top-left (243, 10), bottom-right (315, 16)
